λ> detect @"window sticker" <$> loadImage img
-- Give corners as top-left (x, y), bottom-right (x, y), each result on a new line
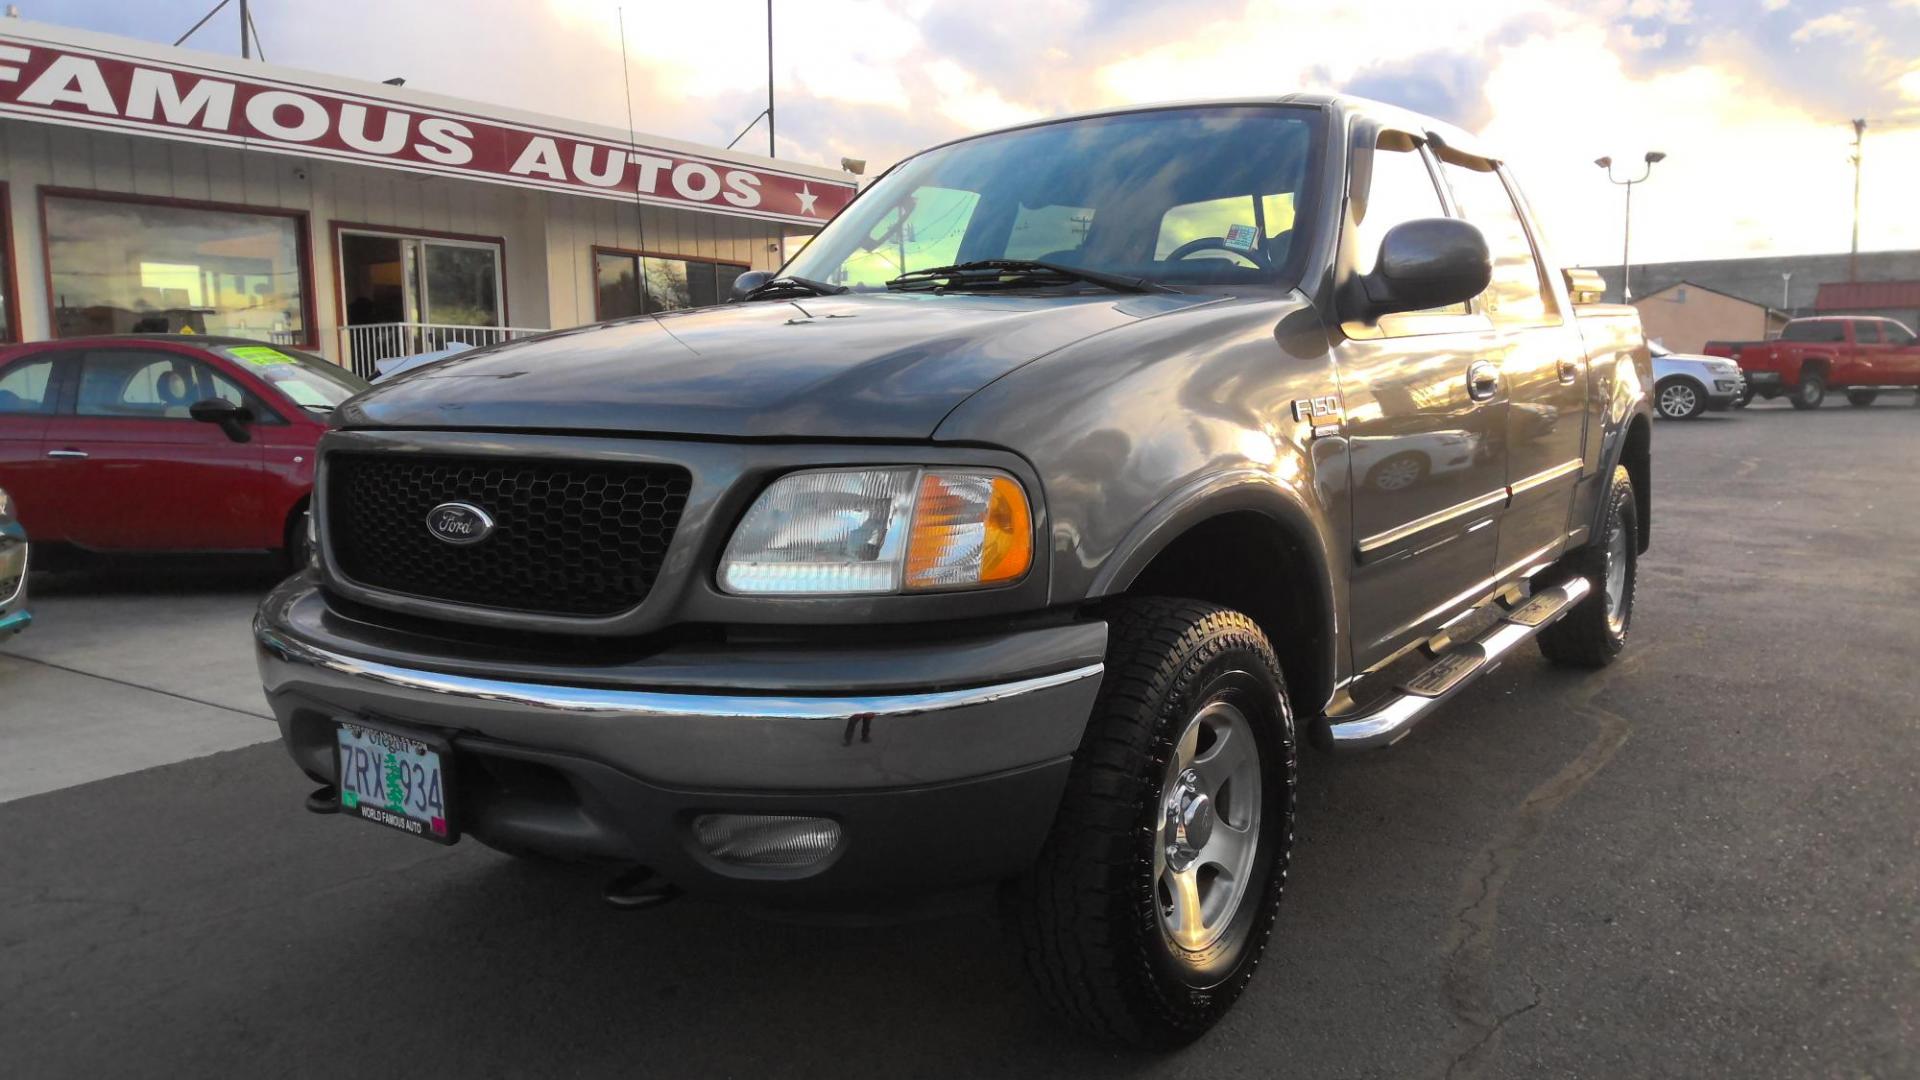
top-left (1224, 223), bottom-right (1259, 252)
top-left (228, 346), bottom-right (294, 367)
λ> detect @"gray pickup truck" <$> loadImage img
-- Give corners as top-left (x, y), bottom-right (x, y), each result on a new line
top-left (257, 95), bottom-right (1653, 1047)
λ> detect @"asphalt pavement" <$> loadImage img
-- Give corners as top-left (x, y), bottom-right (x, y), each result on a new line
top-left (3, 397), bottom-right (1916, 1078)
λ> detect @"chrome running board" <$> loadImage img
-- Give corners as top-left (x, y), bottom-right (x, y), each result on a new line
top-left (1311, 576), bottom-right (1593, 753)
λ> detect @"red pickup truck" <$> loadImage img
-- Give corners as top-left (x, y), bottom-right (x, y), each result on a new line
top-left (1706, 316), bottom-right (1920, 409)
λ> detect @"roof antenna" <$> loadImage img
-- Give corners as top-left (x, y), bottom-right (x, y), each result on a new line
top-left (616, 6), bottom-right (652, 313)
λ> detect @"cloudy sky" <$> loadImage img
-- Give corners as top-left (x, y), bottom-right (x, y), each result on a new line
top-left (34, 0), bottom-right (1920, 266)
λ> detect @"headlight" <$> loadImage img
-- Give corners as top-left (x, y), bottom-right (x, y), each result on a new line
top-left (719, 467), bottom-right (1033, 596)
top-left (0, 487), bottom-right (11, 523)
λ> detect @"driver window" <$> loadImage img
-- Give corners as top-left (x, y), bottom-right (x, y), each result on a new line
top-left (834, 185), bottom-right (980, 287)
top-left (76, 350), bottom-right (228, 420)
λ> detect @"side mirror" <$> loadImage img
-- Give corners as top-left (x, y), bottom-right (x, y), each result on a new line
top-left (1348, 218), bottom-right (1491, 322)
top-left (189, 398), bottom-right (255, 443)
top-left (729, 270), bottom-right (773, 302)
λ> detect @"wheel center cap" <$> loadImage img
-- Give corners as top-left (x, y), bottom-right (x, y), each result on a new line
top-left (1165, 770), bottom-right (1214, 871)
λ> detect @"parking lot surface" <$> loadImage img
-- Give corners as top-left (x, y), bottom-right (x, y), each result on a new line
top-left (3, 399), bottom-right (1916, 1078)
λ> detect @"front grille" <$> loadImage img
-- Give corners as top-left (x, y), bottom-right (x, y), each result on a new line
top-left (326, 454), bottom-right (691, 617)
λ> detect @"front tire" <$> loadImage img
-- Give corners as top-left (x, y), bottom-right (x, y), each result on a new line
top-left (1846, 390), bottom-right (1878, 408)
top-left (1538, 465), bottom-right (1637, 668)
top-left (1007, 598), bottom-right (1295, 1048)
top-left (281, 507), bottom-right (314, 572)
top-left (1789, 372), bottom-right (1826, 410)
top-left (1655, 378), bottom-right (1706, 420)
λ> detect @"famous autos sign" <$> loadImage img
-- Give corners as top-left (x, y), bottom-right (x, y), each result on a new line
top-left (0, 28), bottom-right (856, 226)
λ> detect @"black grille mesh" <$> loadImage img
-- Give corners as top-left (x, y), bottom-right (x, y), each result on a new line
top-left (326, 454), bottom-right (690, 617)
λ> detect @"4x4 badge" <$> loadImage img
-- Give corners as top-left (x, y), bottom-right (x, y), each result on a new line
top-left (426, 502), bottom-right (495, 545)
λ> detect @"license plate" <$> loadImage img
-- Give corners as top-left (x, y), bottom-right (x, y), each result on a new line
top-left (335, 721), bottom-right (456, 844)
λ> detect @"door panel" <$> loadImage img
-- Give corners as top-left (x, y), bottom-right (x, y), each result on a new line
top-left (1340, 326), bottom-right (1508, 669)
top-left (1498, 324), bottom-right (1588, 568)
top-left (52, 348), bottom-right (270, 551)
top-left (0, 353), bottom-right (65, 539)
top-left (1437, 158), bottom-right (1590, 568)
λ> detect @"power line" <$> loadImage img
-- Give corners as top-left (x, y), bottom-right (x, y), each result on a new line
top-left (173, 0), bottom-right (231, 47)
top-left (245, 1), bottom-right (266, 62)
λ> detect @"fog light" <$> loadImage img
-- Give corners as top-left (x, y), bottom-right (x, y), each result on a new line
top-left (691, 813), bottom-right (841, 868)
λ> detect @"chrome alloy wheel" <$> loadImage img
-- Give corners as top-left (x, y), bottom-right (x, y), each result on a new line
top-left (1154, 699), bottom-right (1263, 952)
top-left (1373, 456), bottom-right (1422, 491)
top-left (1604, 521), bottom-right (1630, 633)
top-left (1658, 382), bottom-right (1698, 418)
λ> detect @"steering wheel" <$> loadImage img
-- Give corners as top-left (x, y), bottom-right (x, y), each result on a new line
top-left (1165, 236), bottom-right (1270, 268)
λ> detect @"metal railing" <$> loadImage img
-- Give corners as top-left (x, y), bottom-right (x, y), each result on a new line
top-left (338, 322), bottom-right (546, 379)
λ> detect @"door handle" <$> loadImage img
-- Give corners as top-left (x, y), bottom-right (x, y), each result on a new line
top-left (46, 449), bottom-right (89, 459)
top-left (1467, 362), bottom-right (1500, 401)
top-left (1557, 359), bottom-right (1581, 385)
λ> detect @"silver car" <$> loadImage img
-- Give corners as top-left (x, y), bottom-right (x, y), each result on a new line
top-left (1651, 340), bottom-right (1745, 419)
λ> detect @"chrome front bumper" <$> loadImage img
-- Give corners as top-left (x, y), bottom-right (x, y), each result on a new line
top-left (254, 579), bottom-right (1107, 901)
top-left (257, 621), bottom-right (1105, 791)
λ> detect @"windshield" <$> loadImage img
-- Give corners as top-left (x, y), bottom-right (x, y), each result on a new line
top-left (785, 105), bottom-right (1322, 291)
top-left (216, 345), bottom-right (369, 412)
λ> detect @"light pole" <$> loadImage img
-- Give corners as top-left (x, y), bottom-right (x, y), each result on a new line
top-left (1595, 151), bottom-right (1666, 301)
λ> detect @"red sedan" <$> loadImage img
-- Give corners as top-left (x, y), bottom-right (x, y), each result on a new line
top-left (0, 335), bottom-right (367, 566)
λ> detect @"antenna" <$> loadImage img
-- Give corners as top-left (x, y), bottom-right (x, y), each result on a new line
top-left (616, 7), bottom-right (652, 312)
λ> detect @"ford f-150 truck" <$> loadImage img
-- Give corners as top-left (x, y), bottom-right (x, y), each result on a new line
top-left (256, 96), bottom-right (1654, 1047)
top-left (1705, 315), bottom-right (1920, 408)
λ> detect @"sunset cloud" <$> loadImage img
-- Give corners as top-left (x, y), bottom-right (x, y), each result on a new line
top-left (34, 0), bottom-right (1920, 265)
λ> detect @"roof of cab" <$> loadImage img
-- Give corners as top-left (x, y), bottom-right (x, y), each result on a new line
top-left (935, 93), bottom-right (1494, 163)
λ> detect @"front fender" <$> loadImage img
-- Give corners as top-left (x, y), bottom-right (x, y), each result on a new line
top-left (1089, 468), bottom-right (1336, 602)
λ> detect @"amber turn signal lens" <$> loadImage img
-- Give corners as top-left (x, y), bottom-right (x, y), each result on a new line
top-left (904, 470), bottom-right (1032, 591)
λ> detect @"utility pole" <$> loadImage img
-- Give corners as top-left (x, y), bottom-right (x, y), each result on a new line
top-left (765, 0), bottom-right (775, 158)
top-left (239, 0), bottom-right (250, 58)
top-left (1849, 118), bottom-right (1866, 282)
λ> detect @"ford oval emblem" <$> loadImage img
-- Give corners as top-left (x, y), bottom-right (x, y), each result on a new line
top-left (426, 502), bottom-right (495, 545)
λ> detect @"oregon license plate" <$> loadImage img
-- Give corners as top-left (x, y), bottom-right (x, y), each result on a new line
top-left (335, 721), bottom-right (455, 844)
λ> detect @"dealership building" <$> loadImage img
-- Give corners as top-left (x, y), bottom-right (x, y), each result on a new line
top-left (0, 20), bottom-right (858, 375)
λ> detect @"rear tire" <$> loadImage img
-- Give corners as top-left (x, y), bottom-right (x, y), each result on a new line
top-left (1007, 597), bottom-right (1295, 1048)
top-left (1788, 372), bottom-right (1826, 410)
top-left (1655, 378), bottom-right (1706, 420)
top-left (1846, 390), bottom-right (1878, 408)
top-left (1538, 465), bottom-right (1637, 669)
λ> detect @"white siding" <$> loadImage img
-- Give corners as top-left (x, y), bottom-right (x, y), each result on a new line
top-left (1, 118), bottom-right (805, 363)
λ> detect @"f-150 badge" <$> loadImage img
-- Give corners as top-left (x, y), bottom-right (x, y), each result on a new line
top-left (1291, 396), bottom-right (1343, 438)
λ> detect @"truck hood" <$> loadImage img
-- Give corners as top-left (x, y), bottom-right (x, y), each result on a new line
top-left (337, 291), bottom-right (1212, 439)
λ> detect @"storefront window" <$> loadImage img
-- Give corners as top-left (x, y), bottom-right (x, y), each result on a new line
top-left (0, 183), bottom-right (15, 343)
top-left (594, 251), bottom-right (744, 320)
top-left (45, 193), bottom-right (309, 344)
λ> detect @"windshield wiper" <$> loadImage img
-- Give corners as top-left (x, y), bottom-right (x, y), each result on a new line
top-left (742, 275), bottom-right (849, 300)
top-left (886, 260), bottom-right (1174, 295)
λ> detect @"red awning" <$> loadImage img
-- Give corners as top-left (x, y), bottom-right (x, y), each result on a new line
top-left (1814, 281), bottom-right (1920, 311)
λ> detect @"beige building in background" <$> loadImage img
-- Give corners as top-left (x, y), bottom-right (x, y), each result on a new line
top-left (1631, 280), bottom-right (1788, 354)
top-left (0, 21), bottom-right (857, 378)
